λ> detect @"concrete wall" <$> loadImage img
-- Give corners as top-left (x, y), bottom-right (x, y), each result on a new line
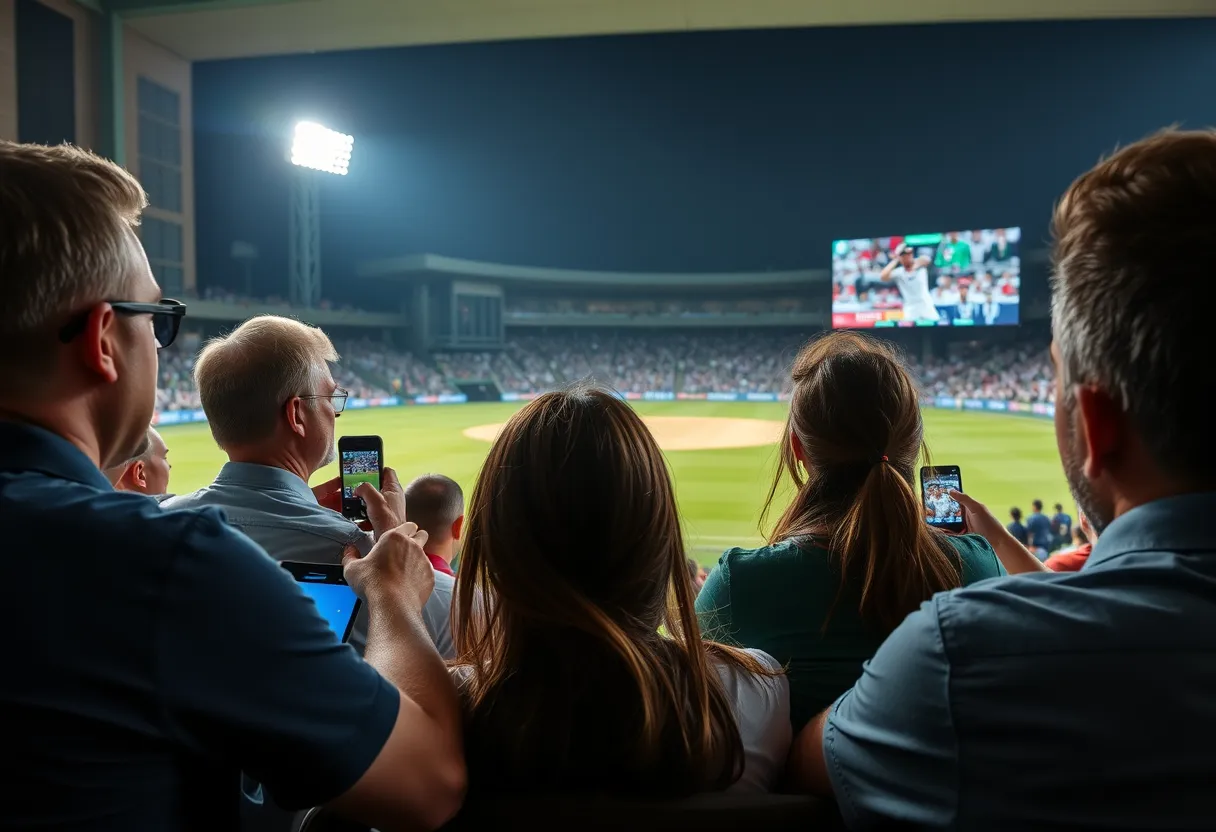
top-left (124, 24), bottom-right (194, 293)
top-left (0, 2), bottom-right (195, 294)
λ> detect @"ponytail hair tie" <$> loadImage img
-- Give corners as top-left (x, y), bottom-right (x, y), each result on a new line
top-left (875, 454), bottom-right (889, 466)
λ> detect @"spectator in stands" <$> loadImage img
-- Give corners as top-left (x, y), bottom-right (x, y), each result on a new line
top-left (695, 332), bottom-right (1004, 730)
top-left (1045, 512), bottom-right (1095, 573)
top-left (452, 386), bottom-right (789, 795)
top-left (0, 141), bottom-right (464, 830)
top-left (985, 226), bottom-right (1018, 263)
top-left (163, 315), bottom-right (455, 658)
top-left (1052, 501), bottom-right (1074, 548)
top-left (1026, 498), bottom-right (1053, 557)
top-left (403, 474), bottom-right (464, 577)
top-left (1006, 506), bottom-right (1029, 545)
top-left (105, 426), bottom-right (172, 498)
top-left (787, 128), bottom-right (1216, 828)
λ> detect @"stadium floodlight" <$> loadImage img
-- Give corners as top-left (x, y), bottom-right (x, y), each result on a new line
top-left (290, 121), bottom-right (354, 176)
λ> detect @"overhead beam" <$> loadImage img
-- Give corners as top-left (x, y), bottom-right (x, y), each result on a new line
top-left (102, 0), bottom-right (299, 19)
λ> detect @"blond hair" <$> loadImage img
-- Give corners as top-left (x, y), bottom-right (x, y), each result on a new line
top-left (0, 142), bottom-right (147, 374)
top-left (194, 315), bottom-right (338, 448)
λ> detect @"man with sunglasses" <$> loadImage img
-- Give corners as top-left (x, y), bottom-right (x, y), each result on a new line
top-left (0, 144), bottom-right (464, 829)
top-left (164, 315), bottom-right (456, 658)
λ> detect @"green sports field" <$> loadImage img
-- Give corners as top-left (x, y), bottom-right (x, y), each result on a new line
top-left (161, 402), bottom-right (1070, 565)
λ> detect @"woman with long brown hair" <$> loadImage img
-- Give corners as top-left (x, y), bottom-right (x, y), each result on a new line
top-left (695, 331), bottom-right (1003, 730)
top-left (451, 385), bottom-right (789, 796)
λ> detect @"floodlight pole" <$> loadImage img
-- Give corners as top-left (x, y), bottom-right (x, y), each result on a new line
top-left (288, 169), bottom-right (322, 308)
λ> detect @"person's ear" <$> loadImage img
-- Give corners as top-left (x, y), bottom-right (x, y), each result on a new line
top-left (451, 514), bottom-right (464, 542)
top-left (132, 460), bottom-right (148, 489)
top-left (78, 304), bottom-right (120, 383)
top-left (285, 396), bottom-right (307, 439)
top-left (1073, 386), bottom-right (1122, 480)
top-left (790, 432), bottom-right (807, 465)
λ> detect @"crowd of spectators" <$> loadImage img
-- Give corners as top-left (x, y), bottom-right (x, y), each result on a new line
top-left (152, 330), bottom-right (1057, 410)
top-left (8, 131), bottom-right (1216, 832)
top-left (508, 296), bottom-right (810, 317)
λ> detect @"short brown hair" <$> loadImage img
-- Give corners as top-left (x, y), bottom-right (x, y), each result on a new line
top-left (403, 474), bottom-right (464, 541)
top-left (1052, 129), bottom-right (1216, 483)
top-left (194, 315), bottom-right (338, 448)
top-left (0, 142), bottom-right (147, 366)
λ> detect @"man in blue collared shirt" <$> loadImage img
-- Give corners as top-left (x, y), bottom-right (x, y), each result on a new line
top-left (162, 318), bottom-right (454, 656)
top-left (0, 142), bottom-right (464, 831)
top-left (786, 130), bottom-right (1216, 828)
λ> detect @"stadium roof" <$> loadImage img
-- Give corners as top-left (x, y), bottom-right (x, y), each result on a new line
top-left (357, 253), bottom-right (827, 287)
top-left (114, 0), bottom-right (1216, 61)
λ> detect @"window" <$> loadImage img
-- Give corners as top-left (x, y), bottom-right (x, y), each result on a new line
top-left (137, 77), bottom-right (181, 212)
top-left (142, 216), bottom-right (183, 294)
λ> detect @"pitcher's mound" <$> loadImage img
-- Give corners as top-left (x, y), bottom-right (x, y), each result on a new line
top-left (463, 416), bottom-right (785, 452)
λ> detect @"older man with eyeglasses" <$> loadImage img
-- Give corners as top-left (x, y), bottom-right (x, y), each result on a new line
top-left (163, 315), bottom-right (455, 657)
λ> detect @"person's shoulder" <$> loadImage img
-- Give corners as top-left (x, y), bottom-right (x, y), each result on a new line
top-left (722, 538), bottom-right (823, 568)
top-left (946, 533), bottom-right (1005, 581)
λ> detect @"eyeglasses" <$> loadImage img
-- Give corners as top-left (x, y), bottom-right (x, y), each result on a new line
top-left (58, 299), bottom-right (187, 350)
top-left (299, 387), bottom-right (349, 415)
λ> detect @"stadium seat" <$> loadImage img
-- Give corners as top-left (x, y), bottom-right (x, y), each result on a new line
top-left (295, 793), bottom-right (843, 832)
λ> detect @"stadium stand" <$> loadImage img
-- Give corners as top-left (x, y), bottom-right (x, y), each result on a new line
top-left (154, 327), bottom-right (1055, 410)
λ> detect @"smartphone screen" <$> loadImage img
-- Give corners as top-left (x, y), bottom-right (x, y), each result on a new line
top-left (339, 436), bottom-right (382, 520)
top-left (920, 465), bottom-right (964, 533)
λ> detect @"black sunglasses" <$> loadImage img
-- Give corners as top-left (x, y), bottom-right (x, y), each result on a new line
top-left (58, 299), bottom-right (187, 350)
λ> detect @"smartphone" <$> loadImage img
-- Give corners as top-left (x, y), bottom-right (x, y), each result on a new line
top-left (338, 435), bottom-right (383, 521)
top-left (281, 561), bottom-right (362, 643)
top-left (920, 465), bottom-right (964, 533)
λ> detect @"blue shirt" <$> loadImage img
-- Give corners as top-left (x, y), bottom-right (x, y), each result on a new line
top-left (163, 462), bottom-right (455, 658)
top-left (1026, 511), bottom-right (1053, 548)
top-left (0, 422), bottom-right (399, 830)
top-left (824, 492), bottom-right (1216, 830)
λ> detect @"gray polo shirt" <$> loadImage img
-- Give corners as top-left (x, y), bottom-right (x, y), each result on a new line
top-left (163, 462), bottom-right (454, 658)
top-left (824, 492), bottom-right (1216, 829)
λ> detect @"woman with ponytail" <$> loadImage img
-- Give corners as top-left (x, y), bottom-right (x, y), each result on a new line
top-left (696, 331), bottom-right (1003, 730)
top-left (451, 385), bottom-right (790, 797)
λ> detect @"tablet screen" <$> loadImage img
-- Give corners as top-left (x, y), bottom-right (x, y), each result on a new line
top-left (282, 562), bottom-right (361, 643)
top-left (298, 581), bottom-right (360, 641)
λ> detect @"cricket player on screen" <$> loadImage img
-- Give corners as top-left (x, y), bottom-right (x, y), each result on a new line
top-left (880, 243), bottom-right (940, 323)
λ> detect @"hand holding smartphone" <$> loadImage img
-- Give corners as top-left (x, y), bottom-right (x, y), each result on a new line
top-left (920, 465), bottom-right (965, 533)
top-left (338, 435), bottom-right (383, 521)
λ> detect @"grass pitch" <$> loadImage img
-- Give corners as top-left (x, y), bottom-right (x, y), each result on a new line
top-left (162, 402), bottom-right (1071, 565)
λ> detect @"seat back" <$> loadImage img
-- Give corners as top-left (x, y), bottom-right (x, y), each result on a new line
top-left (296, 793), bottom-right (841, 832)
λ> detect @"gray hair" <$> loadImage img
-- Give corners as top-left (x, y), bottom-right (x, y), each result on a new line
top-left (1051, 128), bottom-right (1216, 483)
top-left (194, 315), bottom-right (338, 448)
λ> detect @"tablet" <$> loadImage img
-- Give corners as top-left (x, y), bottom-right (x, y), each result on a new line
top-left (281, 561), bottom-right (362, 643)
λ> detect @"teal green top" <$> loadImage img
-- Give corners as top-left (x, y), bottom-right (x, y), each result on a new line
top-left (694, 533), bottom-right (1005, 730)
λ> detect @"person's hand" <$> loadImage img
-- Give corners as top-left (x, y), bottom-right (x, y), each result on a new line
top-left (312, 475), bottom-right (342, 513)
top-left (356, 467), bottom-right (406, 541)
top-left (342, 524), bottom-right (434, 609)
top-left (948, 489), bottom-right (1004, 540)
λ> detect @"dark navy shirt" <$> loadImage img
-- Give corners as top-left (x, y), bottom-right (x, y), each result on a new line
top-left (1026, 511), bottom-right (1053, 549)
top-left (0, 422), bottom-right (399, 830)
top-left (824, 492), bottom-right (1216, 830)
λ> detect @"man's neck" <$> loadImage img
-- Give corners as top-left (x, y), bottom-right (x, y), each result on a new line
top-left (226, 446), bottom-right (313, 484)
top-left (0, 402), bottom-right (102, 467)
top-left (425, 539), bottom-right (455, 565)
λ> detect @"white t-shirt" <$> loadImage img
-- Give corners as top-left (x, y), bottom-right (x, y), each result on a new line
top-left (888, 265), bottom-right (939, 321)
top-left (716, 648), bottom-right (791, 794)
top-left (927, 493), bottom-right (956, 520)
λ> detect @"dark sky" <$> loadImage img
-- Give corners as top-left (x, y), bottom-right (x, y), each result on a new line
top-left (193, 19), bottom-right (1216, 305)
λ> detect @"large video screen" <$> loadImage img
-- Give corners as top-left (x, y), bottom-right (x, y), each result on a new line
top-left (831, 228), bottom-right (1021, 329)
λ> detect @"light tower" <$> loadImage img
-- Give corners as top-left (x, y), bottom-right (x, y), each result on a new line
top-left (288, 121), bottom-right (354, 307)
